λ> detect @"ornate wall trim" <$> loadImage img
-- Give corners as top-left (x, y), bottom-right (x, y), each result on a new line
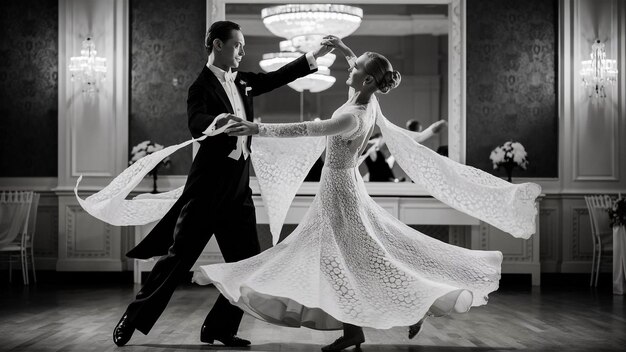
top-left (571, 207), bottom-right (592, 261)
top-left (65, 205), bottom-right (112, 258)
top-left (561, 0), bottom-right (626, 191)
top-left (58, 0), bottom-right (130, 189)
top-left (539, 208), bottom-right (558, 261)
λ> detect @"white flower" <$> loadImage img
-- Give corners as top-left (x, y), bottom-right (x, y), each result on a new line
top-left (490, 146), bottom-right (505, 167)
top-left (511, 142), bottom-right (525, 153)
top-left (490, 141), bottom-right (530, 170)
top-left (133, 150), bottom-right (147, 160)
top-left (130, 140), bottom-right (170, 168)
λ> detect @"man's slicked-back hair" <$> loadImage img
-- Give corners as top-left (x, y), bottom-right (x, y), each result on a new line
top-left (205, 21), bottom-right (241, 55)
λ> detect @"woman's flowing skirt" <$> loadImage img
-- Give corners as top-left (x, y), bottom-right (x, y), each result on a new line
top-left (193, 167), bottom-right (502, 330)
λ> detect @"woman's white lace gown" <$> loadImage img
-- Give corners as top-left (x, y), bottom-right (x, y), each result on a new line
top-left (191, 95), bottom-right (527, 331)
top-left (75, 90), bottom-right (540, 332)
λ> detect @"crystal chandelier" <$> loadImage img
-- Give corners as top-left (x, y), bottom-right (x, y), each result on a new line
top-left (259, 51), bottom-right (336, 92)
top-left (580, 40), bottom-right (618, 99)
top-left (262, 4), bottom-right (363, 52)
top-left (68, 37), bottom-right (107, 94)
top-left (259, 4), bottom-right (362, 93)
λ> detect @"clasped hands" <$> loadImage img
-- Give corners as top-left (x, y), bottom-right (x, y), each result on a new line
top-left (223, 115), bottom-right (259, 136)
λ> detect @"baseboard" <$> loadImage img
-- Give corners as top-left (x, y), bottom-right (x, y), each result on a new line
top-left (540, 272), bottom-right (614, 289)
top-left (0, 270), bottom-right (135, 285)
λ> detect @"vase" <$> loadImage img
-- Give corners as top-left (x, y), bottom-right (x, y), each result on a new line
top-left (150, 165), bottom-right (160, 193)
top-left (502, 162), bottom-right (515, 183)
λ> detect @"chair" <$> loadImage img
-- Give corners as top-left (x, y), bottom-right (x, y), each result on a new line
top-left (0, 191), bottom-right (39, 284)
top-left (584, 195), bottom-right (614, 287)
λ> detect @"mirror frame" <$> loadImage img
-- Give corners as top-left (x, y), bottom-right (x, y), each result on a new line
top-left (209, 0), bottom-right (466, 196)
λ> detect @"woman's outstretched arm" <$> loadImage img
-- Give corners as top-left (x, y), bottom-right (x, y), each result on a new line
top-left (223, 114), bottom-right (358, 138)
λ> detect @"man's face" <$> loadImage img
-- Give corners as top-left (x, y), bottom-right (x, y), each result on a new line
top-left (214, 29), bottom-right (245, 69)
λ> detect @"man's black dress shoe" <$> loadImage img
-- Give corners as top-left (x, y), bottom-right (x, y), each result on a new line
top-left (201, 333), bottom-right (251, 347)
top-left (113, 313), bottom-right (135, 346)
top-left (201, 325), bottom-right (250, 347)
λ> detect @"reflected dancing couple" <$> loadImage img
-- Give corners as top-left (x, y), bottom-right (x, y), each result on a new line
top-left (75, 20), bottom-right (540, 351)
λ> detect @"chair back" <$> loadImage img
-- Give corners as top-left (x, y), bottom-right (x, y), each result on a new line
top-left (0, 191), bottom-right (34, 247)
top-left (23, 193), bottom-right (40, 248)
top-left (584, 195), bottom-right (613, 239)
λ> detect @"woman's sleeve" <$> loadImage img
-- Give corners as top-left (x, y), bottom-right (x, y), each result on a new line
top-left (258, 113), bottom-right (358, 138)
top-left (373, 97), bottom-right (541, 239)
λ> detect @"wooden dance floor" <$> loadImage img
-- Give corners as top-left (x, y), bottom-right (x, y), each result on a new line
top-left (1, 279), bottom-right (624, 352)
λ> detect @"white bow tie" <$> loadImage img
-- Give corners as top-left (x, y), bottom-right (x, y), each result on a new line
top-left (224, 70), bottom-right (237, 83)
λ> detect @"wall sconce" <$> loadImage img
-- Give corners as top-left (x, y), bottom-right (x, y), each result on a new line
top-left (580, 39), bottom-right (618, 99)
top-left (68, 37), bottom-right (107, 94)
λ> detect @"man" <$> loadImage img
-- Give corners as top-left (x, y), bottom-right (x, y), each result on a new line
top-left (363, 132), bottom-right (397, 182)
top-left (363, 119), bottom-right (447, 182)
top-left (113, 21), bottom-right (332, 347)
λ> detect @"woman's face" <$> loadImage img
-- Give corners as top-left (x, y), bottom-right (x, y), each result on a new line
top-left (346, 54), bottom-right (371, 89)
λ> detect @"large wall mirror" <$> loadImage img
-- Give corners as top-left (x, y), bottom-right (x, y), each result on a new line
top-left (209, 0), bottom-right (464, 195)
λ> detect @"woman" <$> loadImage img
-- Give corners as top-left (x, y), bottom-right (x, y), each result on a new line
top-left (191, 37), bottom-right (540, 351)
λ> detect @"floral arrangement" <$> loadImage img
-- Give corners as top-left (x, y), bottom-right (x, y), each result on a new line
top-left (129, 140), bottom-right (170, 193)
top-left (489, 141), bottom-right (529, 182)
top-left (129, 140), bottom-right (170, 170)
top-left (608, 196), bottom-right (626, 228)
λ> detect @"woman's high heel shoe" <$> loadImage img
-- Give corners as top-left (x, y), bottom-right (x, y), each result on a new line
top-left (321, 334), bottom-right (365, 351)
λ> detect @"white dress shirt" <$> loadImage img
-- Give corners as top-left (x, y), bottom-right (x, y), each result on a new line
top-left (205, 65), bottom-right (250, 160)
top-left (204, 53), bottom-right (318, 160)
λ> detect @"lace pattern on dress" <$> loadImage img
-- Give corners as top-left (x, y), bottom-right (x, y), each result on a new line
top-left (192, 93), bottom-right (521, 330)
top-left (75, 91), bottom-right (540, 240)
top-left (258, 112), bottom-right (358, 139)
top-left (259, 123), bottom-right (308, 137)
top-left (253, 102), bottom-right (367, 243)
top-left (373, 96), bottom-right (541, 238)
top-left (74, 137), bottom-right (203, 226)
top-left (251, 136), bottom-right (326, 244)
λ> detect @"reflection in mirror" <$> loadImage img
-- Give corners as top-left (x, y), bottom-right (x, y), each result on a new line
top-left (226, 4), bottom-right (449, 182)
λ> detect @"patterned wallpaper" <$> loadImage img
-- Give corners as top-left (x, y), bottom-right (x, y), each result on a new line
top-left (0, 0), bottom-right (58, 177)
top-left (466, 0), bottom-right (558, 178)
top-left (130, 0), bottom-right (205, 175)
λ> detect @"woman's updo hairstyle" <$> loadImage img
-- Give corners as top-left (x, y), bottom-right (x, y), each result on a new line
top-left (363, 52), bottom-right (401, 94)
